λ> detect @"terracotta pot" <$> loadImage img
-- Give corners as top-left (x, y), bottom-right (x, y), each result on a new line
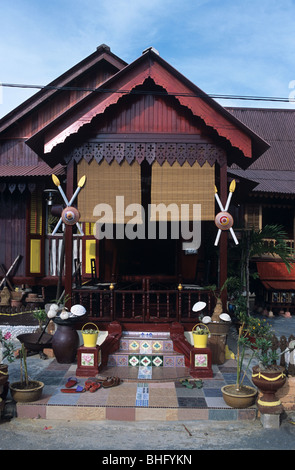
top-left (9, 380), bottom-right (44, 403)
top-left (251, 365), bottom-right (286, 414)
top-left (221, 384), bottom-right (257, 408)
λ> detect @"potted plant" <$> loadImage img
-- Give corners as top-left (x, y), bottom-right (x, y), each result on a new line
top-left (222, 315), bottom-right (288, 410)
top-left (81, 323), bottom-right (99, 348)
top-left (192, 323), bottom-right (210, 349)
top-left (221, 321), bottom-right (258, 408)
top-left (0, 330), bottom-right (16, 402)
top-left (10, 287), bottom-right (24, 308)
top-left (251, 335), bottom-right (286, 414)
top-left (33, 308), bottom-right (47, 331)
top-left (9, 343), bottom-right (44, 403)
top-left (236, 224), bottom-right (294, 315)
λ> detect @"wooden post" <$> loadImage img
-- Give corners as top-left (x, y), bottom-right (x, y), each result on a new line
top-left (64, 160), bottom-right (74, 309)
top-left (219, 163), bottom-right (228, 310)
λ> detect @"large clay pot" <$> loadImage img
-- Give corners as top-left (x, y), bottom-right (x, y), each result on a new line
top-left (10, 380), bottom-right (44, 403)
top-left (52, 323), bottom-right (79, 363)
top-left (252, 365), bottom-right (286, 414)
top-left (221, 384), bottom-right (257, 408)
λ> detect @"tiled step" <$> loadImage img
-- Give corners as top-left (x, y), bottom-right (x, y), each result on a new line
top-left (107, 330), bottom-right (185, 368)
top-left (108, 351), bottom-right (185, 368)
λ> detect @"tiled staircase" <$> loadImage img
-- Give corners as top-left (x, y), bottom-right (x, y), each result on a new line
top-left (107, 331), bottom-right (186, 370)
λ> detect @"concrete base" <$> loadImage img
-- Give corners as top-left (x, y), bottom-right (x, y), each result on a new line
top-left (260, 413), bottom-right (281, 429)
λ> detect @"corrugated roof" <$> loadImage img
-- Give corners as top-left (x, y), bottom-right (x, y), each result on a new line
top-left (226, 108), bottom-right (295, 171)
top-left (0, 162), bottom-right (65, 177)
top-left (227, 108), bottom-right (295, 195)
top-left (229, 168), bottom-right (295, 194)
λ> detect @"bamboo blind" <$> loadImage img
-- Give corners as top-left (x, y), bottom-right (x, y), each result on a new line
top-left (151, 161), bottom-right (215, 221)
top-left (77, 159), bottom-right (142, 223)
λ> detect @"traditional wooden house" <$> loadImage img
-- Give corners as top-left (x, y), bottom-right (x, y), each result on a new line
top-left (0, 45), bottom-right (268, 329)
top-left (227, 108), bottom-right (295, 314)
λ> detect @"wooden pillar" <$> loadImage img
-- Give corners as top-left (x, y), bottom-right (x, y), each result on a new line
top-left (64, 160), bottom-right (74, 309)
top-left (219, 163), bottom-right (228, 310)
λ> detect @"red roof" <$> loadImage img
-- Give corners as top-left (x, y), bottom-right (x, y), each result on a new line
top-left (26, 49), bottom-right (268, 167)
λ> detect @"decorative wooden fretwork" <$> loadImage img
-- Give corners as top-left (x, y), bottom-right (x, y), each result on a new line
top-left (65, 142), bottom-right (226, 167)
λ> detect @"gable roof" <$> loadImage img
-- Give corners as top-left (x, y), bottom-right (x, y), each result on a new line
top-left (0, 44), bottom-right (127, 135)
top-left (25, 47), bottom-right (269, 167)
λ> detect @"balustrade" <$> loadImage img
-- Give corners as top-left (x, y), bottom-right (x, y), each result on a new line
top-left (72, 279), bottom-right (214, 324)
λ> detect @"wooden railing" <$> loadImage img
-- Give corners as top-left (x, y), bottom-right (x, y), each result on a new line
top-left (73, 278), bottom-right (215, 324)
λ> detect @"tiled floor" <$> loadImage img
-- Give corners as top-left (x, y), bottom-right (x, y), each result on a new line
top-left (10, 357), bottom-right (257, 422)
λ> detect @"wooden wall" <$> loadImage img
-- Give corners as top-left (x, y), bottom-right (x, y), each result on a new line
top-left (0, 189), bottom-right (27, 276)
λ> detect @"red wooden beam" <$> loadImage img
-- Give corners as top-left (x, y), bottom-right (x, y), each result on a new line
top-left (64, 160), bottom-right (74, 308)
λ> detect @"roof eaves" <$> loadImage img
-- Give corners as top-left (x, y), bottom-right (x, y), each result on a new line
top-left (27, 48), bottom-right (270, 165)
top-left (0, 45), bottom-right (127, 134)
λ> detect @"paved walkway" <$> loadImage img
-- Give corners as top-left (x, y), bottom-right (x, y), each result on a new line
top-left (1, 316), bottom-right (295, 450)
top-left (2, 315), bottom-right (295, 423)
top-left (5, 355), bottom-right (257, 422)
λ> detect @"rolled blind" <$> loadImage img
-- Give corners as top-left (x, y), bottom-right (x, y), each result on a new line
top-left (77, 159), bottom-right (142, 223)
top-left (151, 161), bottom-right (215, 221)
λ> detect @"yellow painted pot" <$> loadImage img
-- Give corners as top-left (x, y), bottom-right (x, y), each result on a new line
top-left (81, 323), bottom-right (99, 347)
top-left (192, 323), bottom-right (209, 348)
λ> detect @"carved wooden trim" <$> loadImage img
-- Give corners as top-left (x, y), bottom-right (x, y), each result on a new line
top-left (65, 142), bottom-right (226, 167)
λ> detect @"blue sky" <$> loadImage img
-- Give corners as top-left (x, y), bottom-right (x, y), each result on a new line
top-left (1, 0), bottom-right (295, 118)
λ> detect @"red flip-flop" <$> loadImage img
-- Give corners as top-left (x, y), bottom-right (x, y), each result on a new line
top-left (65, 377), bottom-right (78, 388)
top-left (89, 382), bottom-right (101, 393)
top-left (61, 385), bottom-right (85, 393)
top-left (85, 380), bottom-right (101, 392)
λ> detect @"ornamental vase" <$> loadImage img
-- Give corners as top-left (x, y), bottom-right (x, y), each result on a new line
top-left (52, 324), bottom-right (79, 363)
top-left (252, 365), bottom-right (286, 414)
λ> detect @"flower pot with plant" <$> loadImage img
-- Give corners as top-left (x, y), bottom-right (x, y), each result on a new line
top-left (192, 323), bottom-right (210, 349)
top-left (9, 343), bottom-right (44, 403)
top-left (251, 335), bottom-right (286, 414)
top-left (0, 330), bottom-right (16, 401)
top-left (221, 322), bottom-right (258, 408)
top-left (81, 323), bottom-right (99, 347)
top-left (33, 308), bottom-right (47, 332)
top-left (10, 288), bottom-right (24, 307)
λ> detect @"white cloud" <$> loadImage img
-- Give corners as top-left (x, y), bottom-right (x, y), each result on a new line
top-left (1, 0), bottom-right (295, 117)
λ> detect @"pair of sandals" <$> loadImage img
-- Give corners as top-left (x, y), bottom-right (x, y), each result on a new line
top-left (180, 378), bottom-right (203, 389)
top-left (101, 376), bottom-right (121, 388)
top-left (61, 377), bottom-right (100, 394)
top-left (61, 376), bottom-right (121, 393)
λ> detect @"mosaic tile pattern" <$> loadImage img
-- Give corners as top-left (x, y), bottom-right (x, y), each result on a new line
top-left (110, 331), bottom-right (185, 369)
top-left (136, 383), bottom-right (149, 407)
top-left (138, 366), bottom-right (152, 379)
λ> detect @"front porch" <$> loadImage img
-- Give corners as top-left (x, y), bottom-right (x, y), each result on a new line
top-left (72, 278), bottom-right (216, 330)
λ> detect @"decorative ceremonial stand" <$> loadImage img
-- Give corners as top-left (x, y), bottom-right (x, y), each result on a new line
top-left (190, 347), bottom-right (213, 378)
top-left (76, 345), bottom-right (101, 377)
